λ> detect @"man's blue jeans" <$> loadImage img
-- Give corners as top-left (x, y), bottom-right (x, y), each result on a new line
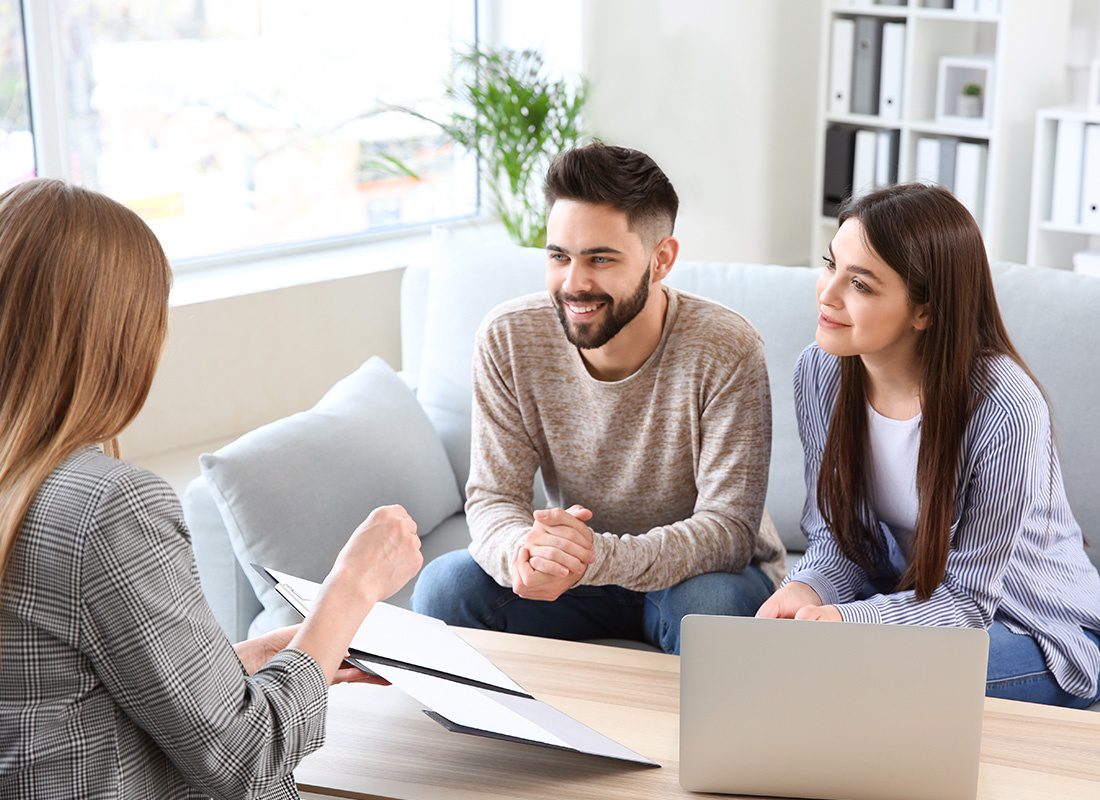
top-left (411, 549), bottom-right (775, 654)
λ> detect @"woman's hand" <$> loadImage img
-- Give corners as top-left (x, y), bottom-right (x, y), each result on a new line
top-left (755, 581), bottom-right (824, 619)
top-left (332, 662), bottom-right (390, 686)
top-left (329, 505), bottom-right (424, 607)
top-left (290, 505), bottom-right (424, 685)
top-left (235, 625), bottom-right (299, 675)
top-left (793, 604), bottom-right (842, 622)
top-left (236, 624), bottom-right (389, 685)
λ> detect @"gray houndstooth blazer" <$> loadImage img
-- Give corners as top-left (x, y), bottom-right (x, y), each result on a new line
top-left (0, 447), bottom-right (327, 799)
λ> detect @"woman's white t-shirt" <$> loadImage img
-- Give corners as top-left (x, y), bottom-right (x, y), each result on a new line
top-left (867, 403), bottom-right (921, 571)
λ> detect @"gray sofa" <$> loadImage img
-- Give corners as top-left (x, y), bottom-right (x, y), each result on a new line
top-left (184, 241), bottom-right (1100, 654)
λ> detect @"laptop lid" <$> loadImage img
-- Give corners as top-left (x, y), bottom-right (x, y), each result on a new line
top-left (679, 616), bottom-right (989, 800)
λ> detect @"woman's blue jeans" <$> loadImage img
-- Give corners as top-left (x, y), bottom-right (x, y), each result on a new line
top-left (985, 621), bottom-right (1100, 708)
top-left (857, 576), bottom-right (1100, 707)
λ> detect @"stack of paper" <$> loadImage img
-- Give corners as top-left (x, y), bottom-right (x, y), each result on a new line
top-left (256, 566), bottom-right (659, 767)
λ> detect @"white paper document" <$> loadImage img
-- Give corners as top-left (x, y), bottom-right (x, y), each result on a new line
top-left (263, 567), bottom-right (526, 694)
top-left (256, 565), bottom-right (658, 767)
top-left (355, 660), bottom-right (657, 765)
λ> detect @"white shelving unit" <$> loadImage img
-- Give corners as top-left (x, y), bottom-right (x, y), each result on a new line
top-left (811, 0), bottom-right (1072, 263)
top-left (1027, 106), bottom-right (1100, 269)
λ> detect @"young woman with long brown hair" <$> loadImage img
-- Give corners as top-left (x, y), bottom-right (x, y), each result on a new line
top-left (756, 183), bottom-right (1100, 708)
top-left (0, 179), bottom-right (424, 797)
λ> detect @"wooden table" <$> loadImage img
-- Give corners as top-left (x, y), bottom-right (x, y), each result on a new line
top-left (296, 628), bottom-right (1100, 800)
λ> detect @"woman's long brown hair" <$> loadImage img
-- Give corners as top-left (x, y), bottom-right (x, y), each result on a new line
top-left (818, 183), bottom-right (1038, 600)
top-left (0, 179), bottom-right (171, 579)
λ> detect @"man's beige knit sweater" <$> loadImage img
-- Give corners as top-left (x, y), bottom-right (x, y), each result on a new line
top-left (466, 286), bottom-right (787, 592)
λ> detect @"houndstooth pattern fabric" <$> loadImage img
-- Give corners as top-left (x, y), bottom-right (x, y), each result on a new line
top-left (0, 447), bottom-right (328, 799)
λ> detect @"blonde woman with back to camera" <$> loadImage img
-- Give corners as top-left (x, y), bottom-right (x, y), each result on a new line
top-left (0, 179), bottom-right (424, 799)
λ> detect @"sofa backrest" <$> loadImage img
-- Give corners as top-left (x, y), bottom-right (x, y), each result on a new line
top-left (990, 263), bottom-right (1100, 570)
top-left (403, 247), bottom-right (1100, 568)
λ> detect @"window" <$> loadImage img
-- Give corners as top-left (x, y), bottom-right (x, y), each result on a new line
top-left (0, 0), bottom-right (32, 187)
top-left (21, 1), bottom-right (479, 262)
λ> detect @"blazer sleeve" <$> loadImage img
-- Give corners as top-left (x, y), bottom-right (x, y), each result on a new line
top-left (77, 465), bottom-right (328, 800)
top-left (783, 345), bottom-right (870, 605)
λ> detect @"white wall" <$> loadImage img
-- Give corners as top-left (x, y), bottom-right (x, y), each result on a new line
top-left (120, 268), bottom-right (404, 464)
top-left (581, 0), bottom-right (823, 265)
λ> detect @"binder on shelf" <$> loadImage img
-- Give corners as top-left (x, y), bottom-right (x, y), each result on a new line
top-left (954, 141), bottom-right (988, 226)
top-left (253, 565), bottom-right (659, 766)
top-left (851, 17), bottom-right (884, 116)
top-left (1051, 120), bottom-right (1086, 226)
top-left (830, 19), bottom-right (856, 115)
top-left (823, 126), bottom-right (857, 217)
top-left (1080, 124), bottom-right (1100, 230)
top-left (938, 137), bottom-right (959, 193)
top-left (915, 137), bottom-right (942, 185)
top-left (853, 128), bottom-right (878, 199)
top-left (878, 22), bottom-right (905, 120)
top-left (875, 129), bottom-right (899, 187)
top-left (1072, 250), bottom-right (1100, 277)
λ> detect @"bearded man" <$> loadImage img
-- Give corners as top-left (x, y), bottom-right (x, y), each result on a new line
top-left (411, 143), bottom-right (786, 653)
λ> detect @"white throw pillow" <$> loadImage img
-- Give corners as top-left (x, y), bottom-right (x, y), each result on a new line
top-left (200, 357), bottom-right (462, 630)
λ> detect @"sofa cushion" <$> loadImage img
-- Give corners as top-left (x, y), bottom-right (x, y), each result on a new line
top-left (666, 263), bottom-right (820, 551)
top-left (199, 357), bottom-right (463, 631)
top-left (415, 234), bottom-right (546, 490)
top-left (183, 476), bottom-right (262, 642)
top-left (990, 263), bottom-right (1100, 569)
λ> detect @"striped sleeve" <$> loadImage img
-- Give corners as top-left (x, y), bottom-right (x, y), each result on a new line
top-left (783, 345), bottom-right (869, 606)
top-left (837, 401), bottom-right (1040, 627)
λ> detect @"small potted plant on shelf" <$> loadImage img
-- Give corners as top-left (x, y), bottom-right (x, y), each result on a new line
top-left (958, 82), bottom-right (983, 118)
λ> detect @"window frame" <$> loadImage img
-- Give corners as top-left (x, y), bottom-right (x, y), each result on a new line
top-left (18, 0), bottom-right (486, 272)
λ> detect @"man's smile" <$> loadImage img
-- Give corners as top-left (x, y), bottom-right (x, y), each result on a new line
top-left (564, 301), bottom-right (606, 320)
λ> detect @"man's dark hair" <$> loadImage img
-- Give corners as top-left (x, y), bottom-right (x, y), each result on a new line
top-left (543, 142), bottom-right (679, 245)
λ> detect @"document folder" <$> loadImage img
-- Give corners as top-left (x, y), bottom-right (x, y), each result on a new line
top-left (253, 564), bottom-right (659, 767)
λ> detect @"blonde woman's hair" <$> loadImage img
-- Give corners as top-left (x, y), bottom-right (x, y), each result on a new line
top-left (0, 178), bottom-right (171, 577)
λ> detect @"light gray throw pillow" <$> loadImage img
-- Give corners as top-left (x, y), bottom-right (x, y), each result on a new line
top-left (200, 356), bottom-right (462, 630)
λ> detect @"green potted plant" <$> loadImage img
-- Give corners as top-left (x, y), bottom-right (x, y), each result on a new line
top-left (958, 82), bottom-right (983, 118)
top-left (390, 46), bottom-right (588, 247)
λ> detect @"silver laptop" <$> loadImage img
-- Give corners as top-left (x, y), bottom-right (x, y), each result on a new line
top-left (679, 615), bottom-right (989, 800)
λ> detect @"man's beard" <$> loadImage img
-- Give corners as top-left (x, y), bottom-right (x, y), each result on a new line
top-left (553, 266), bottom-right (651, 350)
